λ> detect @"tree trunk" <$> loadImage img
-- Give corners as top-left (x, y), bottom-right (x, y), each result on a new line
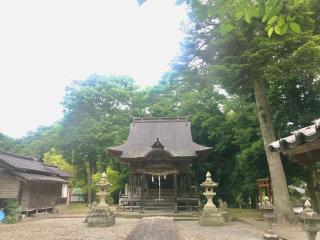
top-left (88, 161), bottom-right (93, 204)
top-left (253, 78), bottom-right (296, 223)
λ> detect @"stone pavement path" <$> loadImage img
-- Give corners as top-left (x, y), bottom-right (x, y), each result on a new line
top-left (126, 217), bottom-right (176, 240)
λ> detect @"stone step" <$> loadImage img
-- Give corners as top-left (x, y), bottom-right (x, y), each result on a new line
top-left (144, 202), bottom-right (175, 207)
top-left (143, 206), bottom-right (175, 212)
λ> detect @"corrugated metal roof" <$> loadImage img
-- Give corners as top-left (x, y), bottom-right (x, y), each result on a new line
top-left (14, 172), bottom-right (68, 183)
top-left (269, 118), bottom-right (320, 152)
top-left (108, 117), bottom-right (212, 159)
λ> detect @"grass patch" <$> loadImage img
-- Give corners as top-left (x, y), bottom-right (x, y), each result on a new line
top-left (61, 203), bottom-right (88, 213)
top-left (61, 203), bottom-right (118, 214)
top-left (229, 208), bottom-right (261, 219)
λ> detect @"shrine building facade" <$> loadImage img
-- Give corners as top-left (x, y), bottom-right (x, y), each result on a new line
top-left (108, 117), bottom-right (211, 212)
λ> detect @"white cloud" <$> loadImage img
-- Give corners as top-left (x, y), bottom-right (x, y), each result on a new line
top-left (0, 0), bottom-right (187, 138)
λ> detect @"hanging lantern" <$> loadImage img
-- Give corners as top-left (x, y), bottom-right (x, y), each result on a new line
top-left (164, 175), bottom-right (166, 180)
top-left (152, 175), bottom-right (154, 182)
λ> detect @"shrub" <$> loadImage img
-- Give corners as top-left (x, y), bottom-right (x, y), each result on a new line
top-left (4, 215), bottom-right (19, 224)
top-left (4, 199), bottom-right (21, 224)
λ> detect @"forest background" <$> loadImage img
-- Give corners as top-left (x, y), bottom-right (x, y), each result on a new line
top-left (1, 0), bottom-right (320, 217)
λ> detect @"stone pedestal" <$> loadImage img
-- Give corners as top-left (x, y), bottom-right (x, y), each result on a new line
top-left (199, 207), bottom-right (225, 226)
top-left (87, 172), bottom-right (115, 227)
top-left (87, 207), bottom-right (115, 227)
top-left (198, 171), bottom-right (225, 226)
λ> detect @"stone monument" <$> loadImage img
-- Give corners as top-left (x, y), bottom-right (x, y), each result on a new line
top-left (87, 172), bottom-right (115, 227)
top-left (219, 199), bottom-right (231, 222)
top-left (198, 171), bottom-right (225, 226)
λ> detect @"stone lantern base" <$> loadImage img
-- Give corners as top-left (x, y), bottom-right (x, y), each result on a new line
top-left (199, 207), bottom-right (225, 226)
top-left (87, 207), bottom-right (115, 227)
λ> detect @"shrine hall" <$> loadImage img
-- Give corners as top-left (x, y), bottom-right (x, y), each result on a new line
top-left (108, 117), bottom-right (212, 212)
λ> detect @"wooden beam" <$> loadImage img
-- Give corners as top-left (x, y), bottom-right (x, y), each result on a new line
top-left (285, 139), bottom-right (320, 156)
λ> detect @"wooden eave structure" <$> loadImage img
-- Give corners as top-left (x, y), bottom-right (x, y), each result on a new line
top-left (269, 118), bottom-right (320, 166)
top-left (107, 117), bottom-right (212, 162)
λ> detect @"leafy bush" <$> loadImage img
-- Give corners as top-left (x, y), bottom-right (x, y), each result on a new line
top-left (91, 168), bottom-right (125, 204)
top-left (4, 199), bottom-right (21, 224)
top-left (4, 215), bottom-right (19, 224)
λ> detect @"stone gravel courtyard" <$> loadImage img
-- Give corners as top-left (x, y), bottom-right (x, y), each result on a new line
top-left (0, 216), bottom-right (317, 240)
top-left (0, 217), bottom-right (270, 240)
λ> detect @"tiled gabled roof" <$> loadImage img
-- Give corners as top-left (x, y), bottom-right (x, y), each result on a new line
top-left (45, 165), bottom-right (70, 178)
top-left (108, 117), bottom-right (212, 160)
top-left (0, 150), bottom-right (69, 182)
top-left (269, 119), bottom-right (320, 152)
top-left (0, 151), bottom-right (50, 174)
top-left (14, 172), bottom-right (68, 183)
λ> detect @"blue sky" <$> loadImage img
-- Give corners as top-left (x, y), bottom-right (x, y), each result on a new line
top-left (0, 0), bottom-right (188, 138)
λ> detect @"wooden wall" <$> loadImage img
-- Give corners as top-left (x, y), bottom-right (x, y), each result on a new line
top-left (0, 167), bottom-right (20, 199)
top-left (21, 182), bottom-right (62, 210)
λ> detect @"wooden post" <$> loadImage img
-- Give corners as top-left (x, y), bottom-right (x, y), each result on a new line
top-left (88, 161), bottom-right (92, 204)
top-left (140, 173), bottom-right (145, 213)
top-left (174, 173), bottom-right (178, 212)
top-left (187, 173), bottom-right (191, 195)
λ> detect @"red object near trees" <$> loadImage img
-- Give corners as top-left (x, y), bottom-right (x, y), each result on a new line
top-left (257, 178), bottom-right (272, 209)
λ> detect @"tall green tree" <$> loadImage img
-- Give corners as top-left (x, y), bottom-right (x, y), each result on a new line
top-left (61, 74), bottom-right (145, 203)
top-left (175, 0), bottom-right (320, 222)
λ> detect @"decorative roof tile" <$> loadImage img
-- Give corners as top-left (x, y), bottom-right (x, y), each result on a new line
top-left (269, 118), bottom-right (320, 152)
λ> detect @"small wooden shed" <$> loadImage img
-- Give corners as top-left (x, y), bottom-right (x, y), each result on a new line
top-left (269, 118), bottom-right (320, 211)
top-left (0, 151), bottom-right (70, 214)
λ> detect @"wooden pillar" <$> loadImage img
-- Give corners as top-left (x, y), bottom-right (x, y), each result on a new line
top-left (187, 173), bottom-right (191, 195)
top-left (306, 163), bottom-right (320, 213)
top-left (140, 173), bottom-right (145, 213)
top-left (87, 161), bottom-right (93, 204)
top-left (174, 173), bottom-right (178, 212)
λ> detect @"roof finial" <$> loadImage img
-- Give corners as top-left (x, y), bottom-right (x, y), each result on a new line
top-left (151, 138), bottom-right (164, 149)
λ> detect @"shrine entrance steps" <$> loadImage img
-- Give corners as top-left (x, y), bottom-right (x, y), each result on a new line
top-left (116, 211), bottom-right (199, 221)
top-left (144, 189), bottom-right (175, 211)
top-left (125, 217), bottom-right (176, 240)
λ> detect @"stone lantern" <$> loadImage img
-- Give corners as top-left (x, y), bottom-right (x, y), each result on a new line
top-left (198, 171), bottom-right (224, 226)
top-left (301, 200), bottom-right (320, 240)
top-left (96, 172), bottom-right (109, 207)
top-left (262, 196), bottom-right (279, 240)
top-left (201, 171), bottom-right (218, 209)
top-left (87, 172), bottom-right (115, 227)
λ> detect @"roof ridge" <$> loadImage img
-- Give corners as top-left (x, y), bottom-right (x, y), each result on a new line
top-left (44, 164), bottom-right (59, 168)
top-left (133, 117), bottom-right (188, 122)
top-left (0, 150), bottom-right (35, 161)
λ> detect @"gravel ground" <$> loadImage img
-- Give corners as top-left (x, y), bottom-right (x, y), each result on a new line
top-left (241, 217), bottom-right (318, 240)
top-left (0, 217), bottom-right (139, 240)
top-left (1, 217), bottom-right (313, 240)
top-left (176, 221), bottom-right (264, 240)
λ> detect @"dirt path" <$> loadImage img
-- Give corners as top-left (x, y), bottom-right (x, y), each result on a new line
top-left (126, 217), bottom-right (176, 240)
